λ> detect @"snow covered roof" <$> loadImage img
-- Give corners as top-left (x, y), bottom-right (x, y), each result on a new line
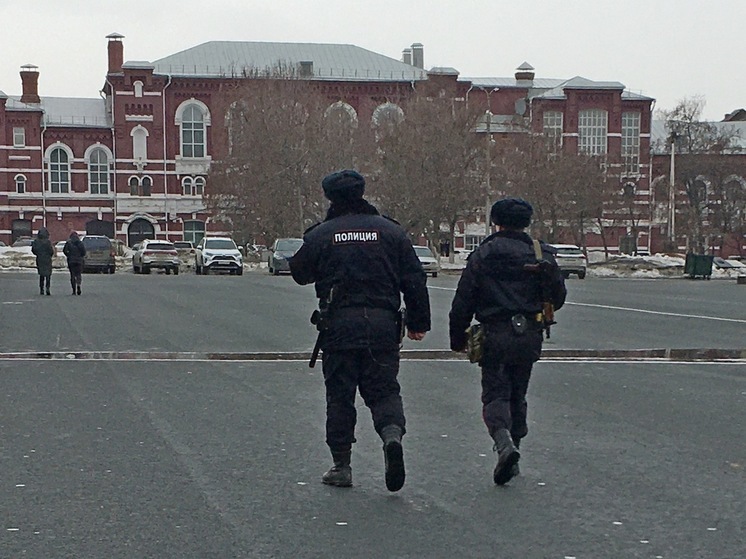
top-left (6, 96), bottom-right (109, 127)
top-left (151, 41), bottom-right (428, 82)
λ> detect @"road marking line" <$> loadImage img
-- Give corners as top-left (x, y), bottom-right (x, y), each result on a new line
top-left (428, 286), bottom-right (746, 324)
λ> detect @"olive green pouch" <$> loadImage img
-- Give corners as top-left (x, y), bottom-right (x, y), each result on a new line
top-left (465, 324), bottom-right (484, 364)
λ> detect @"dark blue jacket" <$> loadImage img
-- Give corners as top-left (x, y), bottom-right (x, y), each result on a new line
top-left (290, 210), bottom-right (431, 350)
top-left (449, 230), bottom-right (566, 351)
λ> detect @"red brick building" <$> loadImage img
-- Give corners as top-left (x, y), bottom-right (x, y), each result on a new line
top-left (2, 34), bottom-right (661, 252)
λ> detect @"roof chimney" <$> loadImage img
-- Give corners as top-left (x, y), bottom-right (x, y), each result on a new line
top-left (515, 61), bottom-right (535, 82)
top-left (402, 48), bottom-right (413, 66)
top-left (411, 43), bottom-right (424, 69)
top-left (107, 32), bottom-right (125, 74)
top-left (20, 64), bottom-right (40, 104)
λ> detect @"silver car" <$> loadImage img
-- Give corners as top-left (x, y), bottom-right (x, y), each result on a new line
top-left (132, 240), bottom-right (180, 275)
top-left (268, 238), bottom-right (303, 275)
top-left (413, 245), bottom-right (440, 278)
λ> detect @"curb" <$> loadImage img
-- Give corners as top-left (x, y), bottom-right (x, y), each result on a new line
top-left (0, 348), bottom-right (743, 362)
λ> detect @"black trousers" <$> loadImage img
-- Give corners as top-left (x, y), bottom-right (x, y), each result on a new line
top-left (67, 263), bottom-right (83, 290)
top-left (480, 360), bottom-right (532, 442)
top-left (38, 274), bottom-right (51, 292)
top-left (322, 348), bottom-right (405, 453)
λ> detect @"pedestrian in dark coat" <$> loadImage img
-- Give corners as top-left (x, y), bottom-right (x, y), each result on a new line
top-left (63, 231), bottom-right (86, 295)
top-left (449, 197), bottom-right (567, 485)
top-left (290, 169), bottom-right (431, 492)
top-left (31, 227), bottom-right (55, 295)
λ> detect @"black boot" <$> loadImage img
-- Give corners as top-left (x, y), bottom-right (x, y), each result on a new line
top-left (492, 429), bottom-right (520, 486)
top-left (381, 425), bottom-right (405, 492)
top-left (510, 437), bottom-right (521, 478)
top-left (322, 450), bottom-right (352, 487)
top-left (39, 278), bottom-right (44, 295)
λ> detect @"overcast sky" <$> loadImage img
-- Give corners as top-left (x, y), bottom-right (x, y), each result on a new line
top-left (1, 0), bottom-right (743, 121)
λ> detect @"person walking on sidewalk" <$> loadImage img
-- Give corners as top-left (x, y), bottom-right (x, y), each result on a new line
top-left (63, 231), bottom-right (86, 295)
top-left (31, 227), bottom-right (55, 296)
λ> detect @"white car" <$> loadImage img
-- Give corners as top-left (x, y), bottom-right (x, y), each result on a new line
top-left (195, 237), bottom-right (243, 275)
top-left (413, 245), bottom-right (440, 277)
top-left (132, 240), bottom-right (180, 275)
top-left (550, 244), bottom-right (587, 279)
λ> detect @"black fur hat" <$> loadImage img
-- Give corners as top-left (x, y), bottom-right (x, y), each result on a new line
top-left (490, 197), bottom-right (533, 228)
top-left (322, 170), bottom-right (365, 201)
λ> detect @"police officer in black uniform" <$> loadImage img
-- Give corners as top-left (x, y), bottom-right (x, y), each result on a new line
top-left (449, 198), bottom-right (566, 485)
top-left (289, 170), bottom-right (431, 492)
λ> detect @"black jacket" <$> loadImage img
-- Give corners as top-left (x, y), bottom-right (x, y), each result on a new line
top-left (290, 210), bottom-right (431, 350)
top-left (63, 236), bottom-right (87, 266)
top-left (31, 228), bottom-right (55, 276)
top-left (449, 230), bottom-right (567, 351)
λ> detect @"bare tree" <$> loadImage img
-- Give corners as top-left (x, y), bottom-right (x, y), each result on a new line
top-left (371, 95), bottom-right (485, 254)
top-left (207, 77), bottom-right (361, 244)
top-left (659, 97), bottom-right (745, 252)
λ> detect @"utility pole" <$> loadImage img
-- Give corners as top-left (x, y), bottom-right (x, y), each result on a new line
top-left (668, 132), bottom-right (677, 248)
top-left (484, 110), bottom-right (493, 236)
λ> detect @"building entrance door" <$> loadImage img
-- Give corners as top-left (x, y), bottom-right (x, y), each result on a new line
top-left (127, 218), bottom-right (155, 247)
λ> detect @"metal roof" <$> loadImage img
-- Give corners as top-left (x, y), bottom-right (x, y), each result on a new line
top-left (6, 96), bottom-right (109, 128)
top-left (152, 41), bottom-right (428, 82)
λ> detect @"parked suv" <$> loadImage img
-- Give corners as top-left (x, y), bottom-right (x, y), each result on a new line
top-left (550, 244), bottom-right (587, 279)
top-left (81, 235), bottom-right (116, 274)
top-left (267, 238), bottom-right (303, 275)
top-left (132, 240), bottom-right (180, 275)
top-left (195, 237), bottom-right (243, 275)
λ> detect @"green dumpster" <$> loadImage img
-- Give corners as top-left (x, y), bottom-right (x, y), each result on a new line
top-left (684, 253), bottom-right (714, 279)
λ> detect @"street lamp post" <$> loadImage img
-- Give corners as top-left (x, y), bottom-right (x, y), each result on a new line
top-left (484, 110), bottom-right (493, 236)
top-left (668, 132), bottom-right (677, 249)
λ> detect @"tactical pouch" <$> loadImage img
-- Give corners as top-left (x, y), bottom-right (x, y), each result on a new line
top-left (465, 324), bottom-right (484, 363)
top-left (510, 313), bottom-right (527, 335)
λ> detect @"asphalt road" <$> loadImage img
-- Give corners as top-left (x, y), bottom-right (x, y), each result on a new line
top-left (1, 269), bottom-right (744, 558)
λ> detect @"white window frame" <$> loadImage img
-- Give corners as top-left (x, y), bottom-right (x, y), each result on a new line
top-left (175, 100), bottom-right (211, 159)
top-left (87, 147), bottom-right (110, 194)
top-left (128, 175), bottom-right (153, 196)
top-left (542, 111), bottom-right (563, 149)
top-left (578, 109), bottom-right (608, 155)
top-left (131, 125), bottom-right (149, 162)
top-left (183, 220), bottom-right (205, 244)
top-left (15, 174), bottom-right (27, 193)
top-left (47, 145), bottom-right (72, 193)
top-left (622, 111), bottom-right (641, 175)
top-left (13, 127), bottom-right (26, 147)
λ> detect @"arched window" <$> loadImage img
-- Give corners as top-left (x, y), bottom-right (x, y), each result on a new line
top-left (181, 104), bottom-right (206, 158)
top-left (182, 176), bottom-right (206, 196)
top-left (88, 148), bottom-right (110, 194)
top-left (129, 175), bottom-right (153, 196)
top-left (182, 177), bottom-right (193, 196)
top-left (49, 146), bottom-right (70, 193)
top-left (194, 177), bottom-right (205, 196)
top-left (372, 103), bottom-right (404, 128)
top-left (133, 80), bottom-right (143, 98)
top-left (131, 126), bottom-right (149, 162)
top-left (15, 174), bottom-right (27, 194)
top-left (325, 101), bottom-right (359, 129)
top-left (183, 220), bottom-right (205, 244)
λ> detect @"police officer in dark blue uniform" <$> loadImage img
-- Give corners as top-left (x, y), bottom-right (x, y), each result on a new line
top-left (289, 170), bottom-right (431, 492)
top-left (449, 198), bottom-right (566, 485)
